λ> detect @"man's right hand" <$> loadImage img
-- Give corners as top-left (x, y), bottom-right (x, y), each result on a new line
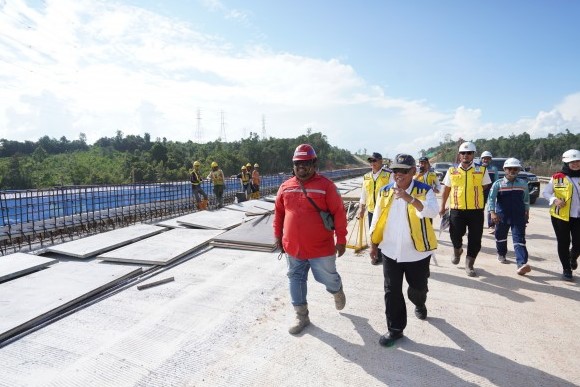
top-left (439, 207), bottom-right (448, 216)
top-left (275, 237), bottom-right (284, 253)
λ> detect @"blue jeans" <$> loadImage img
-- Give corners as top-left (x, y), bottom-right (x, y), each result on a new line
top-left (495, 222), bottom-right (528, 266)
top-left (286, 255), bottom-right (342, 306)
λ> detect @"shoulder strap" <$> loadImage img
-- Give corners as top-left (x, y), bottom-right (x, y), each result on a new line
top-left (298, 180), bottom-right (322, 212)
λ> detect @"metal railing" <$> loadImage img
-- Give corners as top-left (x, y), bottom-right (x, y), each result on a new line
top-left (0, 167), bottom-right (367, 254)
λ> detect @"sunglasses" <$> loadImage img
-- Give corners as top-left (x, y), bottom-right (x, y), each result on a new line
top-left (293, 160), bottom-right (314, 167)
top-left (459, 151), bottom-right (474, 155)
top-left (392, 168), bottom-right (412, 174)
top-left (368, 159), bottom-right (377, 163)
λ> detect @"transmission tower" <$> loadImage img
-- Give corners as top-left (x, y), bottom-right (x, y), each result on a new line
top-left (261, 114), bottom-right (267, 138)
top-left (195, 108), bottom-right (203, 143)
top-left (219, 110), bottom-right (227, 142)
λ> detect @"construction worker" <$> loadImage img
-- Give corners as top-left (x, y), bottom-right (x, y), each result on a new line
top-left (488, 158), bottom-right (531, 274)
top-left (207, 161), bottom-right (225, 208)
top-left (250, 163), bottom-right (261, 199)
top-left (415, 156), bottom-right (441, 193)
top-left (237, 166), bottom-right (251, 199)
top-left (439, 142), bottom-right (491, 277)
top-left (245, 163), bottom-right (253, 197)
top-left (273, 144), bottom-right (348, 335)
top-left (190, 160), bottom-right (208, 210)
top-left (480, 151), bottom-right (499, 232)
top-left (358, 152), bottom-right (393, 265)
top-left (542, 149), bottom-right (580, 281)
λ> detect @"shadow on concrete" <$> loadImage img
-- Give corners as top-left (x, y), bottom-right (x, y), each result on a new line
top-left (309, 314), bottom-right (575, 387)
top-left (430, 269), bottom-right (578, 303)
top-left (307, 314), bottom-right (478, 386)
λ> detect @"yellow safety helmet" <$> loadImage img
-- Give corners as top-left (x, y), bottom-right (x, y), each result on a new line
top-left (241, 166), bottom-right (247, 170)
top-left (211, 161), bottom-right (218, 168)
top-left (254, 163), bottom-right (259, 168)
top-left (193, 160), bottom-right (201, 167)
top-left (246, 163), bottom-right (252, 168)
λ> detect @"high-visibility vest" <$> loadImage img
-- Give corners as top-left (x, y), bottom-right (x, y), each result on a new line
top-left (370, 182), bottom-right (438, 252)
top-left (190, 169), bottom-right (203, 185)
top-left (240, 171), bottom-right (250, 184)
top-left (550, 173), bottom-right (574, 221)
top-left (362, 169), bottom-right (392, 213)
top-left (210, 170), bottom-right (225, 185)
top-left (415, 171), bottom-right (438, 188)
top-left (447, 165), bottom-right (487, 210)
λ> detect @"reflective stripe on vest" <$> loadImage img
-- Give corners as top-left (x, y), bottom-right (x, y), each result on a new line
top-left (550, 175), bottom-right (573, 221)
top-left (448, 166), bottom-right (486, 210)
top-left (370, 183), bottom-right (438, 252)
top-left (362, 170), bottom-right (392, 213)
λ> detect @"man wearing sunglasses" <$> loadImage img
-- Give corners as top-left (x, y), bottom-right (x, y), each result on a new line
top-left (439, 142), bottom-right (491, 277)
top-left (358, 152), bottom-right (393, 265)
top-left (273, 144), bottom-right (348, 335)
top-left (369, 154), bottom-right (438, 347)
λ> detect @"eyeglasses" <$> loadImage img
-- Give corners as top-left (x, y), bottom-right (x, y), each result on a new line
top-left (293, 160), bottom-right (314, 167)
top-left (392, 168), bottom-right (411, 174)
top-left (459, 151), bottom-right (474, 155)
top-left (505, 167), bottom-right (519, 171)
top-left (368, 159), bottom-right (377, 163)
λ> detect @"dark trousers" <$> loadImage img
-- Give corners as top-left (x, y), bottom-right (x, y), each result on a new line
top-left (449, 209), bottom-right (484, 258)
top-left (382, 254), bottom-right (431, 334)
top-left (551, 216), bottom-right (580, 271)
top-left (368, 212), bottom-right (383, 261)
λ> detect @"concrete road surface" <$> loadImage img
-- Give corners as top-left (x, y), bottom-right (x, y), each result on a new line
top-left (0, 190), bottom-right (578, 387)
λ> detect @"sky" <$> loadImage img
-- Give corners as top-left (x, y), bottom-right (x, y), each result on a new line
top-left (1, 0), bottom-right (579, 159)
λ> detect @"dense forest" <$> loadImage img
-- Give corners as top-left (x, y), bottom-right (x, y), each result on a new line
top-left (421, 130), bottom-right (579, 176)
top-left (0, 130), bottom-right (359, 189)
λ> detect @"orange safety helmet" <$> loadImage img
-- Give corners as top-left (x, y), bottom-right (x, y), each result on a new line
top-left (292, 144), bottom-right (317, 161)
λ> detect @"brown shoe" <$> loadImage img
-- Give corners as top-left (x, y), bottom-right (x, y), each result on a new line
top-left (517, 264), bottom-right (531, 275)
top-left (333, 287), bottom-right (346, 310)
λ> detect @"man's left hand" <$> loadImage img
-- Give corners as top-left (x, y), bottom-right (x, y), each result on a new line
top-left (336, 244), bottom-right (346, 257)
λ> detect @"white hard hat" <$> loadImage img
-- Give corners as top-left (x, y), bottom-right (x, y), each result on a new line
top-left (481, 151), bottom-right (493, 158)
top-left (458, 142), bottom-right (476, 153)
top-left (503, 158), bottom-right (522, 169)
top-left (562, 149), bottom-right (580, 163)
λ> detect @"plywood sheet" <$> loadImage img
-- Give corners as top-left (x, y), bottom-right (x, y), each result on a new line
top-left (97, 229), bottom-right (223, 265)
top-left (46, 224), bottom-right (166, 258)
top-left (224, 200), bottom-right (275, 215)
top-left (0, 262), bottom-right (142, 342)
top-left (175, 209), bottom-right (247, 230)
top-left (0, 253), bottom-right (57, 283)
top-left (211, 214), bottom-right (276, 250)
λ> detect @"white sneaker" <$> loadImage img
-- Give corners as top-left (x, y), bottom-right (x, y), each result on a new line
top-left (497, 254), bottom-right (507, 264)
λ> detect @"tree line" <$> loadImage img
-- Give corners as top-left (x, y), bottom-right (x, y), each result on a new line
top-left (0, 130), bottom-right (359, 190)
top-left (421, 129), bottom-right (579, 176)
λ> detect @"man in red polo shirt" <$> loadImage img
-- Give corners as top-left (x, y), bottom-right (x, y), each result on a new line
top-left (273, 144), bottom-right (348, 335)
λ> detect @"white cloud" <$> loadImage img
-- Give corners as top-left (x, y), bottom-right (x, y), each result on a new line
top-left (0, 0), bottom-right (578, 159)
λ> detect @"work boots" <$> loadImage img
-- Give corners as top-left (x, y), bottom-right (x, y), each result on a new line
top-left (288, 304), bottom-right (310, 335)
top-left (334, 286), bottom-right (346, 310)
top-left (198, 199), bottom-right (208, 211)
top-left (465, 256), bottom-right (476, 277)
top-left (452, 248), bottom-right (463, 265)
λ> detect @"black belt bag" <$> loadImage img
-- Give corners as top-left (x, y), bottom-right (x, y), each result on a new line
top-left (298, 180), bottom-right (335, 231)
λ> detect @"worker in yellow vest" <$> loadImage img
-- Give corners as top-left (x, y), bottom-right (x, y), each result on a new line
top-left (250, 163), bottom-right (261, 199)
top-left (439, 142), bottom-right (491, 277)
top-left (237, 165), bottom-right (251, 199)
top-left (542, 149), bottom-right (580, 281)
top-left (415, 156), bottom-right (441, 193)
top-left (207, 161), bottom-right (225, 208)
top-left (190, 160), bottom-right (208, 210)
top-left (369, 153), bottom-right (438, 347)
top-left (358, 152), bottom-right (393, 265)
